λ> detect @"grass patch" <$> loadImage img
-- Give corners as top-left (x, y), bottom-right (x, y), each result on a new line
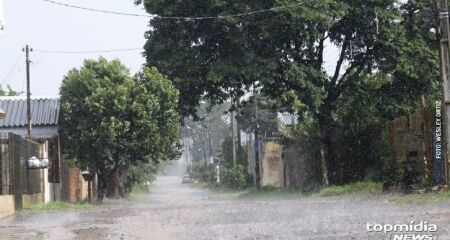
top-left (239, 187), bottom-right (305, 199)
top-left (392, 191), bottom-right (450, 204)
top-left (127, 184), bottom-right (151, 201)
top-left (314, 181), bottom-right (383, 197)
top-left (190, 181), bottom-right (384, 198)
top-left (24, 201), bottom-right (93, 212)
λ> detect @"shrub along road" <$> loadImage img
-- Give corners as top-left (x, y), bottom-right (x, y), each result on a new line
top-left (1, 175), bottom-right (450, 239)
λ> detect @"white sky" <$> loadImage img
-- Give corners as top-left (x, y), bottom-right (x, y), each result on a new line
top-left (0, 0), bottom-right (149, 96)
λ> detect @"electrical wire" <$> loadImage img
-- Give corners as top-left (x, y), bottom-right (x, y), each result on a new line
top-left (1, 56), bottom-right (22, 85)
top-left (43, 0), bottom-right (152, 18)
top-left (42, 0), bottom-right (306, 20)
top-left (35, 48), bottom-right (142, 54)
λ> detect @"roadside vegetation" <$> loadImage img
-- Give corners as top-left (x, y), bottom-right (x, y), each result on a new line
top-left (60, 58), bottom-right (181, 201)
top-left (314, 181), bottom-right (383, 197)
top-left (23, 201), bottom-right (93, 212)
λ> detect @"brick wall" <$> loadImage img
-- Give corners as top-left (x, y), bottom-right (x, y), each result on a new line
top-left (60, 162), bottom-right (89, 202)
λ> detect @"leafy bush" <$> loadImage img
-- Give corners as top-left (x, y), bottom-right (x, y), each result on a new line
top-left (220, 163), bottom-right (251, 189)
top-left (124, 164), bottom-right (158, 193)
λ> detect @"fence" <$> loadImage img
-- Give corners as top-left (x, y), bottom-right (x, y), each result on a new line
top-left (0, 133), bottom-right (40, 209)
top-left (385, 104), bottom-right (436, 184)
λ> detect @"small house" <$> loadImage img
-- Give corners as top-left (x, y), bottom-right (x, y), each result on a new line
top-left (0, 96), bottom-right (89, 203)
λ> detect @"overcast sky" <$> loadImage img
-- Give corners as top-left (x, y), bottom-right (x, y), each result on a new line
top-left (0, 0), bottom-right (149, 96)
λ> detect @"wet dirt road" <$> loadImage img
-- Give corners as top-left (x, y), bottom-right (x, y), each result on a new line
top-left (1, 175), bottom-right (450, 240)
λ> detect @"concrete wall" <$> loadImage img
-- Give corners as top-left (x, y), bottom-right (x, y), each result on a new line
top-left (260, 141), bottom-right (284, 188)
top-left (22, 193), bottom-right (43, 208)
top-left (284, 145), bottom-right (308, 189)
top-left (22, 193), bottom-right (44, 208)
top-left (48, 183), bottom-right (61, 202)
top-left (0, 195), bottom-right (14, 219)
top-left (25, 169), bottom-right (43, 195)
top-left (246, 138), bottom-right (255, 176)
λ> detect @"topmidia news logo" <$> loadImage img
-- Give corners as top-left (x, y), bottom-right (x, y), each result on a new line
top-left (367, 221), bottom-right (438, 240)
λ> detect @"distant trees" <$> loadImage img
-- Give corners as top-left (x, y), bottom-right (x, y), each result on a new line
top-left (139, 0), bottom-right (439, 185)
top-left (0, 84), bottom-right (21, 96)
top-left (183, 102), bottom-right (231, 163)
top-left (60, 58), bottom-right (180, 200)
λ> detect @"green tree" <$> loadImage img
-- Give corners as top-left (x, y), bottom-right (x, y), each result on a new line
top-left (60, 57), bottom-right (181, 200)
top-left (139, 0), bottom-right (438, 185)
top-left (0, 84), bottom-right (21, 96)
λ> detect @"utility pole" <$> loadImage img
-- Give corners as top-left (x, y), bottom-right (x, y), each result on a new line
top-left (201, 123), bottom-right (208, 166)
top-left (435, 0), bottom-right (450, 184)
top-left (23, 45), bottom-right (32, 140)
top-left (254, 95), bottom-right (261, 189)
top-left (231, 105), bottom-right (237, 168)
top-left (207, 116), bottom-right (213, 164)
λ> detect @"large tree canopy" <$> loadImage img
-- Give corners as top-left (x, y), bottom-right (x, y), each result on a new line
top-left (139, 0), bottom-right (439, 184)
top-left (60, 58), bottom-right (181, 199)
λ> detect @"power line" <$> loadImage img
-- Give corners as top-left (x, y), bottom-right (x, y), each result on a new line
top-left (43, 0), bottom-right (152, 18)
top-left (1, 56), bottom-right (22, 85)
top-left (36, 48), bottom-right (142, 54)
top-left (42, 0), bottom-right (306, 20)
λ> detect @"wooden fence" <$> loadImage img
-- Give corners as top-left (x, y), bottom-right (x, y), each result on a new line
top-left (386, 103), bottom-right (443, 184)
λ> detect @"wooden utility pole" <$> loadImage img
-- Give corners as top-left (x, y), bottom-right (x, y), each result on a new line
top-left (254, 95), bottom-right (261, 189)
top-left (201, 123), bottom-right (208, 166)
top-left (23, 45), bottom-right (32, 140)
top-left (231, 107), bottom-right (237, 168)
top-left (208, 128), bottom-right (213, 163)
top-left (435, 0), bottom-right (450, 184)
top-left (436, 0), bottom-right (450, 184)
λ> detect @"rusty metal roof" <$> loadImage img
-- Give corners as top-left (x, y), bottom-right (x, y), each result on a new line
top-left (0, 96), bottom-right (60, 127)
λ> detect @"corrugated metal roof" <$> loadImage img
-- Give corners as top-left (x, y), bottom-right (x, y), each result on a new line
top-left (0, 126), bottom-right (59, 140)
top-left (0, 96), bottom-right (60, 127)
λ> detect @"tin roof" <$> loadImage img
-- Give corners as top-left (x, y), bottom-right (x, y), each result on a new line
top-left (0, 96), bottom-right (60, 127)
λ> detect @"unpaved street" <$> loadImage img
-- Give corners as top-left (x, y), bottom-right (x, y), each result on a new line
top-left (1, 173), bottom-right (450, 240)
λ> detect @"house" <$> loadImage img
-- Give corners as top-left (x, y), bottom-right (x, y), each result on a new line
top-left (0, 96), bottom-right (90, 203)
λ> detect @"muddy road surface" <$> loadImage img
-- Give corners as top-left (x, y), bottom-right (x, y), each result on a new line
top-left (1, 175), bottom-right (450, 239)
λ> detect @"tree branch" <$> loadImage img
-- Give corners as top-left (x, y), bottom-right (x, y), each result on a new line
top-left (336, 64), bottom-right (358, 85)
top-left (337, 66), bottom-right (365, 92)
top-left (317, 36), bottom-right (326, 68)
top-left (331, 37), bottom-right (350, 85)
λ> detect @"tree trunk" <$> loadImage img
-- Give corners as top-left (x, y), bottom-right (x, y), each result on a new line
top-left (318, 105), bottom-right (336, 186)
top-left (319, 126), bottom-right (330, 186)
top-left (105, 166), bottom-right (128, 199)
top-left (97, 173), bottom-right (106, 203)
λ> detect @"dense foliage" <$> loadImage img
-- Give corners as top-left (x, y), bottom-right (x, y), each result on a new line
top-left (60, 58), bottom-right (181, 200)
top-left (139, 0), bottom-right (439, 186)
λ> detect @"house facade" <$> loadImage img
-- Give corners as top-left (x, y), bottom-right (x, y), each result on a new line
top-left (0, 96), bottom-right (89, 204)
